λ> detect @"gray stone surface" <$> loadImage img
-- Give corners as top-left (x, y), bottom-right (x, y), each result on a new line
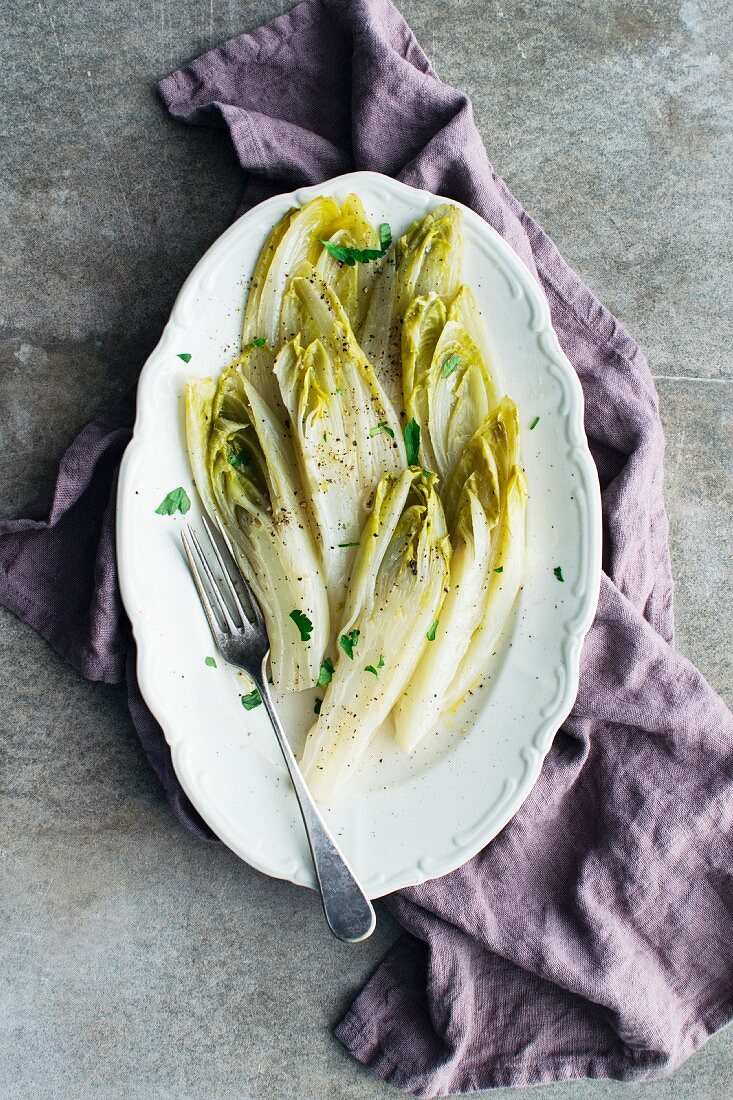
top-left (1, 0), bottom-right (731, 1097)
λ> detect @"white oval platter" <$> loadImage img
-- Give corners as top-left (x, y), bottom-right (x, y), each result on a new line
top-left (117, 171), bottom-right (601, 897)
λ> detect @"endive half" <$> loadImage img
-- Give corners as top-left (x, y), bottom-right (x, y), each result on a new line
top-left (392, 424), bottom-right (501, 751)
top-left (242, 193), bottom-right (386, 354)
top-left (313, 193), bottom-right (382, 333)
top-left (402, 284), bottom-right (499, 481)
top-left (299, 468), bottom-right (451, 802)
top-left (359, 203), bottom-right (463, 403)
top-left (186, 361), bottom-right (329, 691)
top-left (443, 397), bottom-right (527, 711)
top-left (242, 195), bottom-right (340, 351)
top-left (275, 276), bottom-right (405, 622)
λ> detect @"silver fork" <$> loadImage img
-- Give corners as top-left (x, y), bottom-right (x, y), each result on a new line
top-left (181, 513), bottom-right (376, 944)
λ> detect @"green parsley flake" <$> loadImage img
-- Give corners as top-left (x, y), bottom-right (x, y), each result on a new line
top-left (289, 609), bottom-right (314, 642)
top-left (404, 419), bottom-right (421, 466)
top-left (530, 416), bottom-right (540, 430)
top-left (155, 487), bottom-right (191, 516)
top-left (442, 353), bottom-right (461, 378)
top-left (320, 240), bottom-right (384, 266)
top-left (365, 654), bottom-right (385, 677)
top-left (229, 449), bottom-right (249, 469)
top-left (319, 222), bottom-right (392, 267)
top-left (204, 656), bottom-right (217, 668)
top-left (317, 657), bottom-right (334, 687)
top-left (177, 352), bottom-right (192, 363)
top-left (340, 629), bottom-right (360, 660)
top-left (494, 565), bottom-right (504, 574)
top-left (553, 566), bottom-right (564, 582)
top-left (426, 619), bottom-right (439, 642)
top-left (369, 421), bottom-right (394, 439)
top-left (241, 689), bottom-right (262, 711)
top-left (314, 697), bottom-right (322, 715)
top-left (337, 541), bottom-right (360, 548)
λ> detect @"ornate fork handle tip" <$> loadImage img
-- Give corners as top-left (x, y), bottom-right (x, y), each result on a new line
top-left (256, 670), bottom-right (376, 943)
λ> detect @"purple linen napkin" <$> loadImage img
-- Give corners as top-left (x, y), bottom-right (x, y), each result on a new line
top-left (2, 0), bottom-right (731, 1094)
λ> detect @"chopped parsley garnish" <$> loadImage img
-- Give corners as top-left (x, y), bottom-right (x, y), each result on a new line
top-left (229, 449), bottom-right (249, 469)
top-left (155, 487), bottom-right (191, 516)
top-left (426, 619), bottom-right (439, 642)
top-left (340, 629), bottom-right (360, 659)
top-left (317, 657), bottom-right (334, 687)
top-left (314, 697), bottom-right (322, 715)
top-left (365, 654), bottom-right (385, 677)
top-left (177, 352), bottom-right (192, 363)
top-left (553, 566), bottom-right (564, 582)
top-left (337, 541), bottom-right (360, 548)
top-left (404, 419), bottom-right (421, 466)
top-left (204, 656), bottom-right (217, 668)
top-left (442, 353), bottom-right (461, 378)
top-left (494, 566), bottom-right (504, 574)
top-left (241, 689), bottom-right (262, 711)
top-left (289, 609), bottom-right (314, 642)
top-left (243, 337), bottom-right (267, 351)
top-left (369, 421), bottom-right (395, 439)
top-left (319, 222), bottom-right (392, 266)
top-left (320, 241), bottom-right (383, 266)
top-left (530, 416), bottom-right (540, 430)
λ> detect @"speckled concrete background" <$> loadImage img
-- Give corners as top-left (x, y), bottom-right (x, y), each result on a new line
top-left (1, 1), bottom-right (731, 1097)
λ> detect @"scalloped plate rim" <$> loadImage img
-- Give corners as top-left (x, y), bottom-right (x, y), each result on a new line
top-left (117, 170), bottom-right (602, 898)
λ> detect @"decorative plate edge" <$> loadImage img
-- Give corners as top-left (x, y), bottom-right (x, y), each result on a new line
top-left (116, 171), bottom-right (602, 898)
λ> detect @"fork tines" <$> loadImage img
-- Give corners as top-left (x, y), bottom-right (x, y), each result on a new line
top-left (181, 515), bottom-right (262, 637)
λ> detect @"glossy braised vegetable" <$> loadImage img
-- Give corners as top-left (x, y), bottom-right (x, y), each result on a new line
top-left (185, 195), bottom-right (526, 800)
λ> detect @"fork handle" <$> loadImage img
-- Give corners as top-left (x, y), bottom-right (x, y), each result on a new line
top-left (254, 663), bottom-right (376, 943)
